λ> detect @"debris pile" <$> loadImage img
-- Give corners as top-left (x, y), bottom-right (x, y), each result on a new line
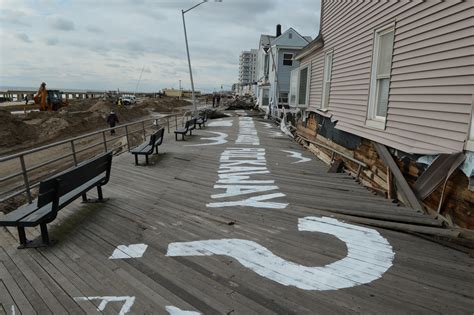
top-left (200, 108), bottom-right (228, 119)
top-left (224, 96), bottom-right (256, 110)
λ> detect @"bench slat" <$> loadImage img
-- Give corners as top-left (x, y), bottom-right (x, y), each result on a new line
top-left (19, 175), bottom-right (106, 226)
top-left (0, 203), bottom-right (41, 226)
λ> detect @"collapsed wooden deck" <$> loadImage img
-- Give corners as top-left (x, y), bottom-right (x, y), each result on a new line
top-left (1, 113), bottom-right (473, 314)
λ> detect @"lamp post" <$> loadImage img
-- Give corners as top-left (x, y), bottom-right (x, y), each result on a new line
top-left (182, 0), bottom-right (222, 116)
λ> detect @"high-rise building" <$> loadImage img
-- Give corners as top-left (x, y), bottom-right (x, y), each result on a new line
top-left (238, 49), bottom-right (257, 85)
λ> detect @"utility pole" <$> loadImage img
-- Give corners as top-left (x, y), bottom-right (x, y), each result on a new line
top-left (181, 0), bottom-right (222, 116)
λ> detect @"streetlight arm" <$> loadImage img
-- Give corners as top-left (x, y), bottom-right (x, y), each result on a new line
top-left (183, 1), bottom-right (207, 14)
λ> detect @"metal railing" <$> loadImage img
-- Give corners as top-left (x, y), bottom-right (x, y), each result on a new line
top-left (0, 112), bottom-right (186, 204)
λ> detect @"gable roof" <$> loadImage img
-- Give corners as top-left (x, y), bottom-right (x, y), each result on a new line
top-left (259, 34), bottom-right (276, 48)
top-left (270, 27), bottom-right (312, 47)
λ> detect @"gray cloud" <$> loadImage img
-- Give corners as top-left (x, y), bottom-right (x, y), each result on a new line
top-left (47, 15), bottom-right (75, 31)
top-left (0, 9), bottom-right (32, 27)
top-left (15, 32), bottom-right (32, 43)
top-left (1, 0), bottom-right (320, 92)
top-left (46, 37), bottom-right (59, 46)
top-left (86, 25), bottom-right (103, 33)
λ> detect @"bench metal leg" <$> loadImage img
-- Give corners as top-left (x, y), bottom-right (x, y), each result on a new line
top-left (175, 133), bottom-right (178, 141)
top-left (145, 155), bottom-right (149, 165)
top-left (155, 146), bottom-right (159, 154)
top-left (82, 188), bottom-right (107, 203)
top-left (182, 134), bottom-right (185, 141)
top-left (40, 223), bottom-right (50, 245)
top-left (18, 226), bottom-right (27, 247)
top-left (134, 154), bottom-right (138, 165)
top-left (17, 224), bottom-right (57, 249)
top-left (97, 185), bottom-right (103, 200)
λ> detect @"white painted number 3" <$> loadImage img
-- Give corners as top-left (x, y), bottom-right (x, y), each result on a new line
top-left (167, 216), bottom-right (395, 291)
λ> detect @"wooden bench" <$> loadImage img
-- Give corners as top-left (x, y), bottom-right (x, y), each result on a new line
top-left (131, 128), bottom-right (164, 165)
top-left (0, 152), bottom-right (113, 249)
top-left (174, 119), bottom-right (192, 141)
top-left (196, 112), bottom-right (208, 129)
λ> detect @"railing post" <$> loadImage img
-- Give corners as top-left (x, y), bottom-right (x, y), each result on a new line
top-left (19, 156), bottom-right (32, 204)
top-left (142, 121), bottom-right (146, 139)
top-left (167, 117), bottom-right (170, 133)
top-left (70, 140), bottom-right (78, 166)
top-left (125, 125), bottom-right (130, 152)
top-left (102, 131), bottom-right (108, 152)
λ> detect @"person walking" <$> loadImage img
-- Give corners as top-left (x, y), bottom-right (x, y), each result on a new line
top-left (216, 94), bottom-right (221, 107)
top-left (212, 94), bottom-right (216, 107)
top-left (107, 110), bottom-right (119, 135)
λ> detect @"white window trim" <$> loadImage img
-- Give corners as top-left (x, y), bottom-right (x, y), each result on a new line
top-left (320, 49), bottom-right (334, 110)
top-left (465, 103), bottom-right (474, 151)
top-left (297, 64), bottom-right (311, 107)
top-left (366, 23), bottom-right (395, 130)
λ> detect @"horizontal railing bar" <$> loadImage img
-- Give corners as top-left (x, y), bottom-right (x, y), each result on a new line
top-left (0, 182), bottom-right (27, 198)
top-left (26, 153), bottom-right (75, 173)
top-left (0, 188), bottom-right (28, 204)
top-left (0, 178), bottom-right (41, 203)
top-left (0, 171), bottom-right (24, 183)
top-left (74, 140), bottom-right (106, 155)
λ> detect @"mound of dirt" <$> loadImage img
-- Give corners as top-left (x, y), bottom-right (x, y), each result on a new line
top-left (138, 97), bottom-right (192, 113)
top-left (0, 110), bottom-right (38, 148)
top-left (63, 98), bottom-right (98, 112)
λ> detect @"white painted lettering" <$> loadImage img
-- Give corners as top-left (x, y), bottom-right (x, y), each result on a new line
top-left (74, 296), bottom-right (136, 315)
top-left (207, 193), bottom-right (287, 209)
top-left (167, 217), bottom-right (394, 291)
top-left (211, 185), bottom-right (279, 198)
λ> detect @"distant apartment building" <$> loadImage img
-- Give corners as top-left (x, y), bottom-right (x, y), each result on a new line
top-left (238, 49), bottom-right (257, 88)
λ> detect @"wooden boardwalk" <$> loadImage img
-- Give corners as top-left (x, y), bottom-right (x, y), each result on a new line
top-left (1, 113), bottom-right (473, 314)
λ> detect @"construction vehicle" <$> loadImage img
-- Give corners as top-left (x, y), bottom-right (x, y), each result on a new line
top-left (34, 89), bottom-right (68, 111)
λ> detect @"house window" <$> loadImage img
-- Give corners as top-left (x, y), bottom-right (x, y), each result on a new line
top-left (262, 89), bottom-right (269, 106)
top-left (289, 33), bottom-right (293, 39)
top-left (264, 54), bottom-right (270, 77)
top-left (321, 50), bottom-right (333, 109)
top-left (283, 53), bottom-right (293, 66)
top-left (298, 67), bottom-right (309, 106)
top-left (289, 69), bottom-right (299, 106)
top-left (367, 24), bottom-right (395, 129)
top-left (279, 92), bottom-right (289, 104)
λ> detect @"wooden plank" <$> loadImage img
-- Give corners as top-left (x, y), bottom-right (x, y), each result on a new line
top-left (374, 143), bottom-right (425, 211)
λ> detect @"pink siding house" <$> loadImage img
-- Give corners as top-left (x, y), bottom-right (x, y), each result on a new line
top-left (293, 1), bottom-right (474, 228)
top-left (295, 1), bottom-right (473, 154)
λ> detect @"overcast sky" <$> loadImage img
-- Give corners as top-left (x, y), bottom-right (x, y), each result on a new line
top-left (0, 0), bottom-right (320, 92)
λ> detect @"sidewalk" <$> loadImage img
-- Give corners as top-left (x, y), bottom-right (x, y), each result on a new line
top-left (0, 112), bottom-right (473, 314)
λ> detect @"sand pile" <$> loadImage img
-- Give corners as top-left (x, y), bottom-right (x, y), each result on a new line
top-left (138, 97), bottom-right (191, 113)
top-left (0, 110), bottom-right (38, 148)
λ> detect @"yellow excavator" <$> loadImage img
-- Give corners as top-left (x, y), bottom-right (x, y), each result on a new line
top-left (34, 82), bottom-right (68, 111)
